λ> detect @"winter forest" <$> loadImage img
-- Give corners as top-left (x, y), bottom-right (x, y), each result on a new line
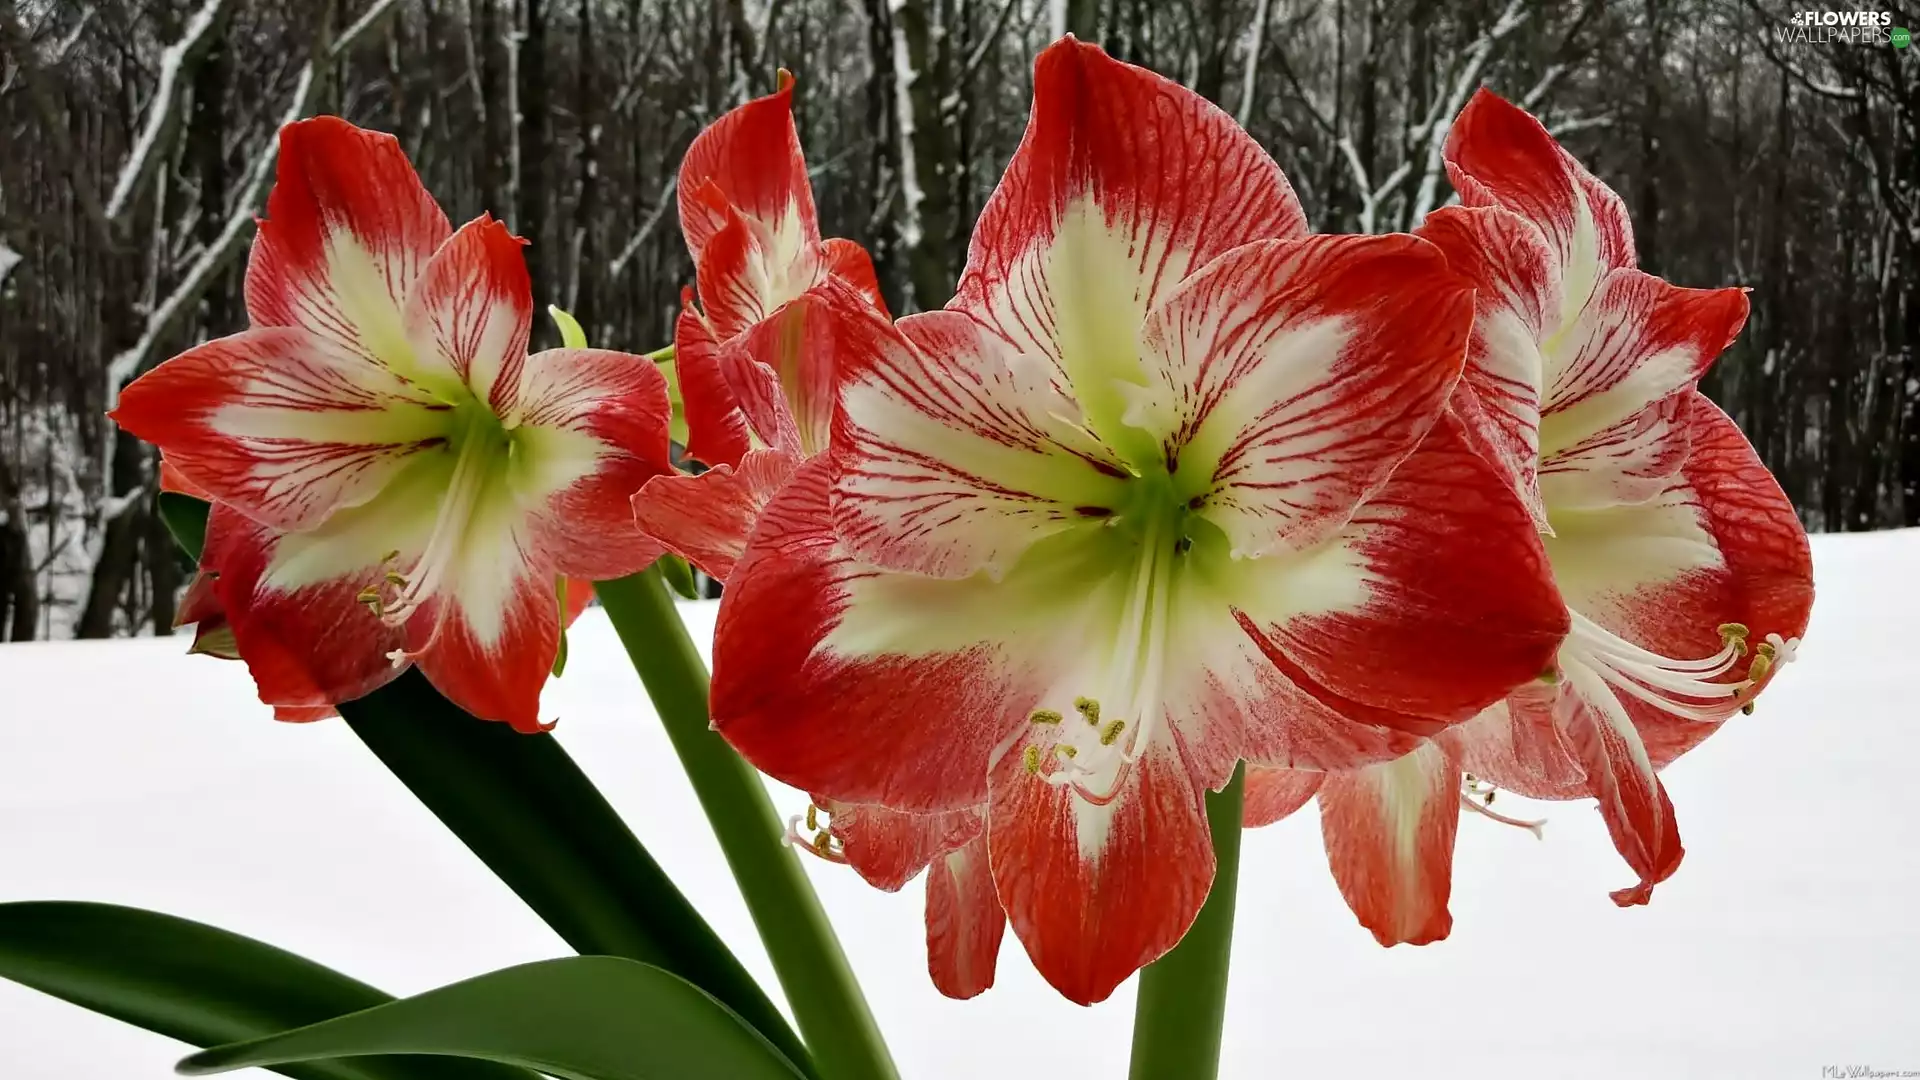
top-left (0, 0), bottom-right (1913, 640)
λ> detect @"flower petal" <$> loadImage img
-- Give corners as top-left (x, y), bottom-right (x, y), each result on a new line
top-left (1445, 685), bottom-right (1587, 800)
top-left (825, 800), bottom-right (983, 893)
top-left (712, 457), bottom-right (1030, 811)
top-left (632, 449), bottom-right (800, 582)
top-left (509, 348), bottom-right (674, 581)
top-left (724, 285), bottom-right (860, 458)
top-left (675, 308), bottom-right (755, 469)
top-left (677, 82), bottom-right (818, 267)
top-left (400, 214), bottom-right (533, 412)
top-left (158, 457), bottom-right (213, 500)
top-left (988, 724), bottom-right (1212, 1006)
top-left (1234, 414), bottom-right (1570, 739)
top-left (831, 307), bottom-right (1131, 580)
top-left (1558, 661), bottom-right (1683, 906)
top-left (1242, 766), bottom-right (1324, 827)
top-left (244, 116), bottom-right (452, 372)
top-left (925, 833), bottom-right (1006, 1001)
top-left (953, 39), bottom-right (1306, 424)
top-left (1415, 204), bottom-right (1559, 524)
top-left (1537, 392), bottom-right (1691, 512)
top-left (1443, 88), bottom-right (1634, 326)
top-left (1135, 234), bottom-right (1475, 559)
top-left (1538, 270), bottom-right (1748, 457)
top-left (1317, 741), bottom-right (1461, 946)
top-left (112, 328), bottom-right (448, 532)
top-left (821, 238), bottom-right (890, 317)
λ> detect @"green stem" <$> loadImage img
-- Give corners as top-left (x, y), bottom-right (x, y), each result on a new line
top-left (593, 570), bottom-right (899, 1080)
top-left (1127, 763), bottom-right (1245, 1080)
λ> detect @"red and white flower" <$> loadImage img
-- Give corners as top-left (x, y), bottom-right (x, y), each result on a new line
top-left (633, 78), bottom-right (888, 582)
top-left (708, 41), bottom-right (1570, 1005)
top-left (1242, 90), bottom-right (1816, 942)
top-left (114, 117), bottom-right (671, 730)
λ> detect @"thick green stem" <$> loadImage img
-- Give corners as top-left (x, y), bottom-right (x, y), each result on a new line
top-left (593, 570), bottom-right (898, 1080)
top-left (1127, 763), bottom-right (1244, 1080)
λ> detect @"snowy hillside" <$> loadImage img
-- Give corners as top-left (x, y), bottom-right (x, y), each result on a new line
top-left (1, 530), bottom-right (1916, 1079)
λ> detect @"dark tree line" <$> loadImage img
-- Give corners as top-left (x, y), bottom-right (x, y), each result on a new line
top-left (1, 0), bottom-right (1914, 639)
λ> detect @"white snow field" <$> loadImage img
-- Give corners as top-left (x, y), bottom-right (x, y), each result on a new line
top-left (1, 529), bottom-right (1916, 1080)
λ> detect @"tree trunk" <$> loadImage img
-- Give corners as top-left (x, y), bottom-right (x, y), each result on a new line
top-left (518, 0), bottom-right (550, 304)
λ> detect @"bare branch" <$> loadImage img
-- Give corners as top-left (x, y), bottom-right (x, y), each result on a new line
top-left (104, 0), bottom-right (234, 226)
top-left (1235, 0), bottom-right (1273, 128)
top-left (609, 177), bottom-right (680, 282)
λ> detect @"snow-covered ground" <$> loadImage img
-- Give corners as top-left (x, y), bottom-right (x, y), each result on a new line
top-left (2, 530), bottom-right (1916, 1080)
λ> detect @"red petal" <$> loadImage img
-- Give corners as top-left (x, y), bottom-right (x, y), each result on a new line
top-left (512, 348), bottom-right (674, 581)
top-left (400, 214), bottom-right (532, 414)
top-left (1557, 666), bottom-right (1683, 906)
top-left (562, 577), bottom-right (595, 627)
top-left (953, 39), bottom-right (1305, 366)
top-left (1137, 233), bottom-right (1474, 559)
top-left (245, 117), bottom-right (452, 367)
top-left (693, 208), bottom-right (781, 342)
top-left (1538, 392), bottom-right (1691, 511)
top-left (988, 725), bottom-right (1212, 1005)
top-left (158, 457), bottom-right (213, 500)
top-left (1443, 89), bottom-right (1634, 311)
top-left (112, 328), bottom-right (444, 532)
top-left (203, 502), bottom-right (405, 712)
top-left (821, 238), bottom-right (890, 317)
top-left (712, 458), bottom-right (1024, 811)
top-left (725, 283), bottom-right (872, 458)
top-left (675, 309), bottom-right (755, 469)
top-left (925, 832), bottom-right (1007, 1000)
top-left (631, 449), bottom-right (798, 582)
top-left (1240, 414), bottom-right (1570, 737)
top-left (676, 82), bottom-right (818, 266)
top-left (408, 550), bottom-right (560, 732)
top-left (1317, 742), bottom-right (1461, 946)
top-left (1242, 766), bottom-right (1324, 827)
top-left (826, 800), bottom-right (983, 892)
top-left (1445, 682), bottom-right (1588, 800)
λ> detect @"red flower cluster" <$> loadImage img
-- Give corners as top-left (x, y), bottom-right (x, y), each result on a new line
top-left (117, 40), bottom-right (1812, 1009)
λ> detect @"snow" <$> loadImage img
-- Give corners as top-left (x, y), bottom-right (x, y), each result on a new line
top-left (104, 0), bottom-right (231, 225)
top-left (0, 239), bottom-right (19, 290)
top-left (2, 530), bottom-right (1918, 1079)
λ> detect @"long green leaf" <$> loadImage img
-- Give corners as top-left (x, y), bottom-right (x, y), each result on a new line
top-left (0, 901), bottom-right (526, 1080)
top-left (159, 493), bottom-right (809, 1073)
top-left (179, 957), bottom-right (808, 1080)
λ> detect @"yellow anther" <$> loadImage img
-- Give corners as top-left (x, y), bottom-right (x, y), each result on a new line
top-left (1748, 651), bottom-right (1774, 684)
top-left (811, 830), bottom-right (833, 857)
top-left (1030, 709), bottom-right (1063, 725)
top-left (356, 586), bottom-right (380, 603)
top-left (385, 571), bottom-right (409, 587)
top-left (805, 804), bottom-right (819, 832)
top-left (1099, 719), bottom-right (1126, 746)
top-left (1058, 745), bottom-right (1078, 759)
top-left (1074, 697), bottom-right (1101, 724)
top-left (1742, 701), bottom-right (1756, 715)
top-left (1719, 622), bottom-right (1751, 656)
top-left (1023, 745), bottom-right (1042, 775)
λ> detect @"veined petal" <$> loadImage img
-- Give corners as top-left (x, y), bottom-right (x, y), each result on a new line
top-left (401, 215), bottom-right (533, 412)
top-left (1234, 415), bottom-right (1570, 739)
top-left (1416, 205), bottom-right (1559, 524)
top-left (1539, 270), bottom-right (1748, 456)
top-left (821, 238), bottom-right (890, 316)
top-left (508, 348), bottom-right (674, 581)
top-left (1443, 88), bottom-right (1634, 328)
top-left (1317, 741), bottom-right (1461, 946)
top-left (1445, 686), bottom-right (1587, 801)
top-left (158, 456), bottom-right (213, 500)
top-left (712, 458), bottom-right (1033, 811)
top-left (1242, 766), bottom-right (1324, 827)
top-left (831, 307), bottom-right (1132, 580)
top-left (677, 81), bottom-right (818, 267)
top-left (951, 38), bottom-right (1305, 440)
top-left (824, 800), bottom-right (983, 893)
top-left (113, 328), bottom-right (448, 532)
top-left (725, 285), bottom-right (859, 458)
top-left (244, 117), bottom-right (452, 373)
top-left (632, 449), bottom-right (799, 582)
top-left (1136, 234), bottom-right (1475, 559)
top-left (1538, 392), bottom-right (1690, 512)
top-left (1558, 662), bottom-right (1683, 906)
top-left (925, 833), bottom-right (1007, 1001)
top-left (988, 722), bottom-right (1211, 1006)
top-left (695, 206), bottom-right (820, 342)
top-left (675, 307), bottom-right (755, 469)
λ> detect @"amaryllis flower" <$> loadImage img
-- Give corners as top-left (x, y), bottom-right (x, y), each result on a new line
top-left (1387, 89), bottom-right (1815, 907)
top-left (790, 799), bottom-right (1005, 1000)
top-left (708, 40), bottom-right (1570, 1005)
top-left (113, 117), bottom-right (671, 730)
top-left (633, 77), bottom-right (888, 581)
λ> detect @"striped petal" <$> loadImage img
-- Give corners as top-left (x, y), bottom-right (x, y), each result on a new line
top-left (821, 238), bottom-right (889, 316)
top-left (112, 328), bottom-right (447, 532)
top-left (1242, 766), bottom-right (1324, 827)
top-left (824, 800), bottom-right (983, 893)
top-left (1134, 234), bottom-right (1475, 560)
top-left (677, 80), bottom-right (818, 269)
top-left (951, 38), bottom-right (1305, 444)
top-left (244, 117), bottom-right (452, 377)
top-left (675, 307), bottom-right (755, 469)
top-left (925, 832), bottom-right (1007, 1001)
top-left (1317, 741), bottom-right (1462, 946)
top-left (400, 214), bottom-right (532, 412)
top-left (632, 449), bottom-right (799, 582)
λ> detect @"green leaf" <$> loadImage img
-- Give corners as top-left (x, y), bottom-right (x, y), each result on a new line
top-left (153, 495), bottom-right (808, 1074)
top-left (657, 553), bottom-right (700, 600)
top-left (341, 673), bottom-right (810, 1075)
top-left (179, 957), bottom-right (808, 1080)
top-left (547, 304), bottom-right (589, 349)
top-left (656, 358), bottom-right (690, 449)
top-left (159, 490), bottom-right (210, 560)
top-left (0, 901), bottom-right (528, 1080)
